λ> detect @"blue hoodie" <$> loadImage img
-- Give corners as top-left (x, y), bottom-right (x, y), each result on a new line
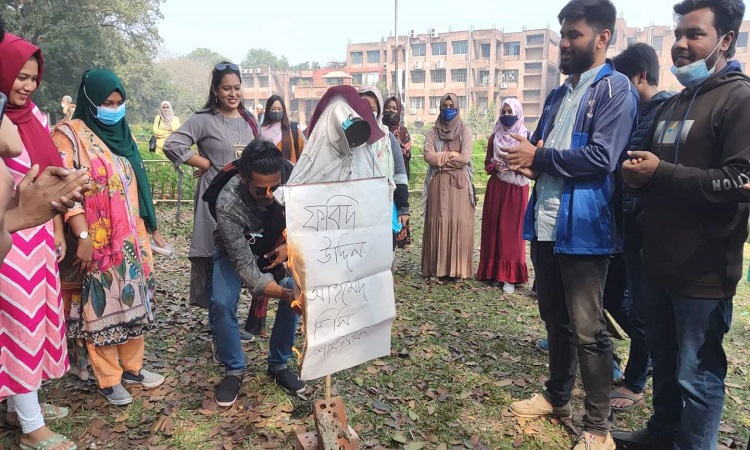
top-left (522, 60), bottom-right (638, 255)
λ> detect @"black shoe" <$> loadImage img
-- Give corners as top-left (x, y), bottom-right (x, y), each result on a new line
top-left (215, 375), bottom-right (242, 407)
top-left (267, 367), bottom-right (305, 394)
top-left (611, 428), bottom-right (675, 449)
top-left (239, 331), bottom-right (256, 342)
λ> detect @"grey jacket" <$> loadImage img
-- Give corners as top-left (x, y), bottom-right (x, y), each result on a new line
top-left (213, 163), bottom-right (292, 295)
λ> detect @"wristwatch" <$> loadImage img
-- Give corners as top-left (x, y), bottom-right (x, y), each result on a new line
top-left (78, 230), bottom-right (89, 240)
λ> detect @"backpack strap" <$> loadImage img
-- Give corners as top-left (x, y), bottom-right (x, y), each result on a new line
top-left (291, 122), bottom-right (299, 158)
top-left (202, 159), bottom-right (241, 220)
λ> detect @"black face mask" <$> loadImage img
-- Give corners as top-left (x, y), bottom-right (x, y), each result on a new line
top-left (267, 111), bottom-right (284, 123)
top-left (342, 116), bottom-right (371, 148)
top-left (382, 111), bottom-right (400, 127)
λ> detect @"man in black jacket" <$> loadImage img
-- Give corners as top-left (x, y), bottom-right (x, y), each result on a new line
top-left (615, 0), bottom-right (750, 447)
top-left (608, 43), bottom-right (674, 415)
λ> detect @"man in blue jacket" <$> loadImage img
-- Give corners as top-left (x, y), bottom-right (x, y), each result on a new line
top-left (505, 0), bottom-right (637, 448)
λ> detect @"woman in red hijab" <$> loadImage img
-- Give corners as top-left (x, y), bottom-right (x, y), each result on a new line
top-left (0, 33), bottom-right (76, 450)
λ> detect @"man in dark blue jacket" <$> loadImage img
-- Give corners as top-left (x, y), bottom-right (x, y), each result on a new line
top-left (505, 0), bottom-right (637, 448)
top-left (608, 43), bottom-right (674, 415)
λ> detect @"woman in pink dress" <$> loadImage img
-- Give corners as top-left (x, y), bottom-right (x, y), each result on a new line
top-left (0, 34), bottom-right (77, 450)
top-left (477, 98), bottom-right (530, 294)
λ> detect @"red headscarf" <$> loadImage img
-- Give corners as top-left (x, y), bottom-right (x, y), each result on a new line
top-left (0, 33), bottom-right (61, 172)
top-left (304, 85), bottom-right (384, 145)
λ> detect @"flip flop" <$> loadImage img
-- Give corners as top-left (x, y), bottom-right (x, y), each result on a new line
top-left (6, 404), bottom-right (69, 426)
top-left (611, 390), bottom-right (644, 413)
top-left (19, 432), bottom-right (77, 450)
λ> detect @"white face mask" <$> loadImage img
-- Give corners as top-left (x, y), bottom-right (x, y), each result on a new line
top-left (671, 34), bottom-right (726, 87)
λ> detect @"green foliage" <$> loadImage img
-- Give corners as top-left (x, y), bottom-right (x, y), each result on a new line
top-left (291, 61), bottom-right (321, 70)
top-left (464, 102), bottom-right (498, 138)
top-left (185, 48), bottom-right (230, 66)
top-left (241, 48), bottom-right (289, 70)
top-left (3, 0), bottom-right (164, 123)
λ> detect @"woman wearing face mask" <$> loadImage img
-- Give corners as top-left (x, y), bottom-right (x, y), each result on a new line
top-left (259, 95), bottom-right (305, 163)
top-left (358, 86), bottom-right (409, 254)
top-left (382, 96), bottom-right (412, 248)
top-left (477, 99), bottom-right (530, 294)
top-left (422, 93), bottom-right (475, 281)
top-left (0, 33), bottom-right (78, 450)
top-left (152, 101), bottom-right (181, 156)
top-left (52, 69), bottom-right (164, 406)
top-left (164, 62), bottom-right (258, 311)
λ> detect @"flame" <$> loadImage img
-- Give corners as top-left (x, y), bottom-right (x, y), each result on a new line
top-left (286, 232), bottom-right (307, 366)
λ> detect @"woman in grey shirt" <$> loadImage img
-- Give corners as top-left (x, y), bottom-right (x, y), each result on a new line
top-left (164, 62), bottom-right (258, 309)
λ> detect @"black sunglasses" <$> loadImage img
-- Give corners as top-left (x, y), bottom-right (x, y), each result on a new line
top-left (215, 63), bottom-right (240, 72)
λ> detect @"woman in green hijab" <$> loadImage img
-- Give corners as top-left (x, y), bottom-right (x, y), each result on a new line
top-left (52, 69), bottom-right (165, 406)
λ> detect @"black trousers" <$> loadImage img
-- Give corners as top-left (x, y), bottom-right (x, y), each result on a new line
top-left (531, 240), bottom-right (614, 436)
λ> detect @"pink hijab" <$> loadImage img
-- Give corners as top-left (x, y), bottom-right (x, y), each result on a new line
top-left (491, 98), bottom-right (530, 186)
top-left (491, 98), bottom-right (528, 163)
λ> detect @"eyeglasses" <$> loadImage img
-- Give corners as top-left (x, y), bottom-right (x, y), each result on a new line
top-left (214, 63), bottom-right (240, 72)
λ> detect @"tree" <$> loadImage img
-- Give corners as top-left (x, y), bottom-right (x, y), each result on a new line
top-left (185, 47), bottom-right (230, 67)
top-left (3, 0), bottom-right (164, 123)
top-left (465, 102), bottom-right (498, 137)
top-left (241, 48), bottom-right (289, 70)
top-left (155, 56), bottom-right (212, 118)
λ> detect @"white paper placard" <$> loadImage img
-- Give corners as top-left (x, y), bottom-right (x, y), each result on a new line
top-left (283, 178), bottom-right (396, 381)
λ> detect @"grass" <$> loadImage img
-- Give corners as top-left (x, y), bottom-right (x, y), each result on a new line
top-left (2, 198), bottom-right (747, 449)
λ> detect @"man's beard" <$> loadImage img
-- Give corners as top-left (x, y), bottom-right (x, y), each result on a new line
top-left (560, 39), bottom-right (596, 76)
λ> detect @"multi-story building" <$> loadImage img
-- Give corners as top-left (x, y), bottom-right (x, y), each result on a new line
top-left (241, 19), bottom-right (750, 129)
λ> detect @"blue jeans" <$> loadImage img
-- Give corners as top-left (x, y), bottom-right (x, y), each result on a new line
top-left (210, 251), bottom-right (299, 376)
top-left (643, 276), bottom-right (733, 450)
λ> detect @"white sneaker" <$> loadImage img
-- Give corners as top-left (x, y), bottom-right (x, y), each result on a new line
top-left (503, 282), bottom-right (515, 293)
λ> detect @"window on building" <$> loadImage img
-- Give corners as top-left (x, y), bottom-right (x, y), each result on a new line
top-left (738, 31), bottom-right (749, 48)
top-left (325, 78), bottom-right (344, 86)
top-left (627, 37), bottom-right (636, 46)
top-left (409, 97), bottom-right (425, 110)
top-left (478, 96), bottom-right (489, 111)
top-left (526, 34), bottom-right (545, 45)
top-left (480, 43), bottom-right (491, 58)
top-left (364, 72), bottom-right (380, 84)
top-left (742, 62), bottom-right (747, 72)
top-left (411, 70), bottom-right (425, 84)
top-left (525, 62), bottom-right (543, 72)
top-left (367, 50), bottom-right (380, 63)
top-left (504, 41), bottom-right (521, 56)
top-left (501, 69), bottom-right (518, 84)
top-left (451, 69), bottom-right (467, 82)
top-left (610, 31), bottom-right (618, 46)
top-left (352, 73), bottom-right (363, 85)
top-left (411, 43), bottom-right (426, 56)
top-left (351, 51), bottom-right (363, 64)
top-left (457, 96), bottom-right (467, 109)
top-left (652, 35), bottom-right (663, 54)
top-left (452, 40), bottom-right (469, 55)
top-left (429, 96), bottom-right (442, 109)
top-left (259, 77), bottom-right (269, 88)
top-left (298, 77), bottom-right (313, 87)
top-left (245, 77), bottom-right (254, 88)
top-left (432, 42), bottom-right (447, 56)
top-left (430, 69), bottom-right (446, 83)
top-left (479, 70), bottom-right (490, 86)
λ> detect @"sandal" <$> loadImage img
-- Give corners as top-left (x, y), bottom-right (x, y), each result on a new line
top-left (19, 432), bottom-right (77, 450)
top-left (7, 404), bottom-right (69, 426)
top-left (611, 389), bottom-right (644, 413)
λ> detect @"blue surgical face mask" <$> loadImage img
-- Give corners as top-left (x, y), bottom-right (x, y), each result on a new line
top-left (671, 34), bottom-right (726, 87)
top-left (441, 108), bottom-right (458, 121)
top-left (499, 115), bottom-right (519, 128)
top-left (96, 104), bottom-right (127, 125)
top-left (83, 86), bottom-right (126, 125)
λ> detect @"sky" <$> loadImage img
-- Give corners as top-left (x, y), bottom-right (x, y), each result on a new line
top-left (158, 0), bottom-right (678, 64)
